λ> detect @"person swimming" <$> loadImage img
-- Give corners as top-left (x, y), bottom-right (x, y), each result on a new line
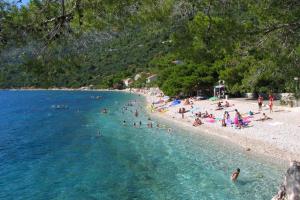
top-left (101, 108), bottom-right (108, 114)
top-left (134, 110), bottom-right (139, 117)
top-left (123, 120), bottom-right (126, 125)
top-left (96, 130), bottom-right (102, 137)
top-left (231, 168), bottom-right (240, 182)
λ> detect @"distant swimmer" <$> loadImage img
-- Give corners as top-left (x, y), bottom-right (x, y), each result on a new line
top-left (134, 110), bottom-right (139, 117)
top-left (123, 120), bottom-right (126, 125)
top-left (96, 130), bottom-right (102, 137)
top-left (133, 122), bottom-right (137, 128)
top-left (167, 128), bottom-right (172, 133)
top-left (147, 122), bottom-right (153, 128)
top-left (231, 168), bottom-right (240, 182)
top-left (139, 121), bottom-right (142, 127)
top-left (101, 108), bottom-right (108, 114)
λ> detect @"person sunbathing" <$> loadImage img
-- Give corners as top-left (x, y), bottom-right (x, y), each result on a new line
top-left (208, 114), bottom-right (214, 119)
top-left (193, 118), bottom-right (203, 127)
top-left (215, 101), bottom-right (224, 111)
top-left (255, 113), bottom-right (272, 121)
top-left (225, 101), bottom-right (230, 107)
top-left (184, 99), bottom-right (190, 105)
top-left (196, 112), bottom-right (202, 118)
top-left (202, 111), bottom-right (209, 118)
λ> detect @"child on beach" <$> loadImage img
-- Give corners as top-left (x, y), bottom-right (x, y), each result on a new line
top-left (258, 95), bottom-right (263, 111)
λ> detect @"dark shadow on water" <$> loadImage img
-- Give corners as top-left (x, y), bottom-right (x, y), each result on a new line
top-left (236, 177), bottom-right (262, 186)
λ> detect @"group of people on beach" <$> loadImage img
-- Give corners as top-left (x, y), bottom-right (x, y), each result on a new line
top-left (187, 93), bottom-right (275, 129)
top-left (258, 94), bottom-right (274, 113)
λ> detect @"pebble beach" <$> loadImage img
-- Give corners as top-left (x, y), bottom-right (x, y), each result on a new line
top-left (133, 88), bottom-right (300, 163)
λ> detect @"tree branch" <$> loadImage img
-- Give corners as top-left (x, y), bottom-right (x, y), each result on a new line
top-left (253, 21), bottom-right (300, 35)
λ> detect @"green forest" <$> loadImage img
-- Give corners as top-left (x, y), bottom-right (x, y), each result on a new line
top-left (0, 0), bottom-right (300, 96)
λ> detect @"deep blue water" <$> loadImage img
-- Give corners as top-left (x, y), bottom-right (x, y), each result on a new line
top-left (0, 91), bottom-right (283, 200)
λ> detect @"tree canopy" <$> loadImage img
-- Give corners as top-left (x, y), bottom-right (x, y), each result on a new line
top-left (0, 0), bottom-right (300, 96)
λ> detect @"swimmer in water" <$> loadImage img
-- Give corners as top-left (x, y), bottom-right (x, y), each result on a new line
top-left (147, 122), bottom-right (153, 128)
top-left (231, 168), bottom-right (240, 182)
top-left (101, 108), bottom-right (107, 114)
top-left (123, 120), bottom-right (126, 125)
top-left (139, 121), bottom-right (142, 127)
top-left (167, 128), bottom-right (172, 133)
top-left (133, 122), bottom-right (137, 128)
top-left (96, 130), bottom-right (102, 137)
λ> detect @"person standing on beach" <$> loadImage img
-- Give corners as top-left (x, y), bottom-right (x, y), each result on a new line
top-left (181, 108), bottom-right (185, 119)
top-left (234, 109), bottom-right (242, 129)
top-left (269, 94), bottom-right (274, 113)
top-left (258, 95), bottom-right (263, 111)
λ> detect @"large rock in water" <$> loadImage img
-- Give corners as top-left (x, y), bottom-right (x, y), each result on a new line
top-left (272, 161), bottom-right (300, 200)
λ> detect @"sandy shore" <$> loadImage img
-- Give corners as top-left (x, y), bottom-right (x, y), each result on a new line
top-left (131, 88), bottom-right (300, 163)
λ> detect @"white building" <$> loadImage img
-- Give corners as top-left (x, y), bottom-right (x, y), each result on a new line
top-left (134, 73), bottom-right (142, 81)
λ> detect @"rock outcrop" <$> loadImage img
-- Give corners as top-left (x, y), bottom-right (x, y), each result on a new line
top-left (272, 161), bottom-right (300, 200)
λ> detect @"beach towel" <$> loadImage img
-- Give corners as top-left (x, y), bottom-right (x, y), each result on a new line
top-left (206, 118), bottom-right (215, 123)
top-left (209, 96), bottom-right (219, 101)
top-left (170, 100), bottom-right (181, 106)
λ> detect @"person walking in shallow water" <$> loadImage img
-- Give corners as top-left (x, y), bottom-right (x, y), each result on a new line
top-left (231, 168), bottom-right (240, 182)
top-left (134, 109), bottom-right (139, 117)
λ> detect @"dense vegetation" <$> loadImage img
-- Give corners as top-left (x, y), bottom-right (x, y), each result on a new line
top-left (1, 0), bottom-right (300, 96)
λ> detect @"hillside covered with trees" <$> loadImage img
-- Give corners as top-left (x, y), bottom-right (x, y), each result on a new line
top-left (0, 0), bottom-right (300, 96)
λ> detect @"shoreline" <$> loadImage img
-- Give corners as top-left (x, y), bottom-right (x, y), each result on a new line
top-left (1, 88), bottom-right (118, 92)
top-left (135, 89), bottom-right (300, 165)
top-left (150, 110), bottom-right (292, 167)
top-left (3, 88), bottom-right (300, 164)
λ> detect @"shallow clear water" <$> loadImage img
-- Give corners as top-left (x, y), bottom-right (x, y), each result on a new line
top-left (0, 91), bottom-right (284, 200)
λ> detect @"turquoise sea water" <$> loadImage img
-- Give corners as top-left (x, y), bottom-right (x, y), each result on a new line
top-left (0, 90), bottom-right (284, 200)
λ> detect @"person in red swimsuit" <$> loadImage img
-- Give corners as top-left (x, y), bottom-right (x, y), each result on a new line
top-left (269, 94), bottom-right (274, 113)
